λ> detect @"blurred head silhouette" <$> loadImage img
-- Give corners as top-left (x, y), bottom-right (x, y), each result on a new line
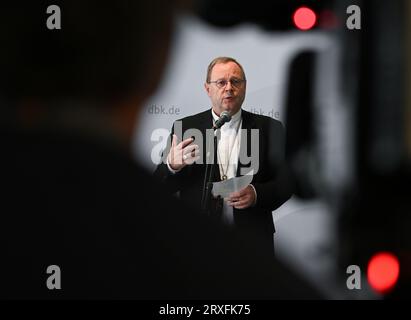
top-left (0, 1), bottom-right (182, 144)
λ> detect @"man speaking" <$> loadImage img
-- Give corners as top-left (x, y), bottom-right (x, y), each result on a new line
top-left (155, 57), bottom-right (294, 252)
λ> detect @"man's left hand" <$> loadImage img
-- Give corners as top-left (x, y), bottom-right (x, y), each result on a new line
top-left (227, 185), bottom-right (256, 209)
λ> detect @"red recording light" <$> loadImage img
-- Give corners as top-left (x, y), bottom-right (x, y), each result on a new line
top-left (367, 252), bottom-right (400, 294)
top-left (293, 7), bottom-right (317, 31)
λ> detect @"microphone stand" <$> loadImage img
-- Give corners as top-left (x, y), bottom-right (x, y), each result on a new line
top-left (201, 129), bottom-right (219, 214)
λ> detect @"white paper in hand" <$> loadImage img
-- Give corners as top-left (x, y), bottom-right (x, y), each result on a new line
top-left (211, 170), bottom-right (254, 199)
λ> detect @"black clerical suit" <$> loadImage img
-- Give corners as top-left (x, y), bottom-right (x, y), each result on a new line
top-left (154, 109), bottom-right (294, 248)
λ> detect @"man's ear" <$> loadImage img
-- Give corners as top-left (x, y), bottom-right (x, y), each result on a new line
top-left (204, 83), bottom-right (211, 97)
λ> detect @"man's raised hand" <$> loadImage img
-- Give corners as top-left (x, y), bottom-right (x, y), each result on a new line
top-left (168, 134), bottom-right (200, 171)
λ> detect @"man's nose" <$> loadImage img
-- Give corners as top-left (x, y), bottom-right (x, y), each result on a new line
top-left (225, 81), bottom-right (233, 91)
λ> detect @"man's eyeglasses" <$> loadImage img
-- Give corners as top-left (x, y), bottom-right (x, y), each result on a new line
top-left (208, 78), bottom-right (246, 89)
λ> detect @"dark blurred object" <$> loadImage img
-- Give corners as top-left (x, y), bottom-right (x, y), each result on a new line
top-left (0, 1), bottom-right (173, 103)
top-left (0, 128), bottom-right (321, 299)
top-left (337, 0), bottom-right (411, 298)
top-left (285, 51), bottom-right (319, 199)
top-left (196, 0), bottom-right (336, 30)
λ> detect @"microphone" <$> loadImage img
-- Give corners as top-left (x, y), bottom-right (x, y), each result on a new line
top-left (213, 111), bottom-right (231, 130)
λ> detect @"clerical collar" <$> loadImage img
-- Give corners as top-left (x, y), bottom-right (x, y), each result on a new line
top-left (211, 108), bottom-right (242, 128)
